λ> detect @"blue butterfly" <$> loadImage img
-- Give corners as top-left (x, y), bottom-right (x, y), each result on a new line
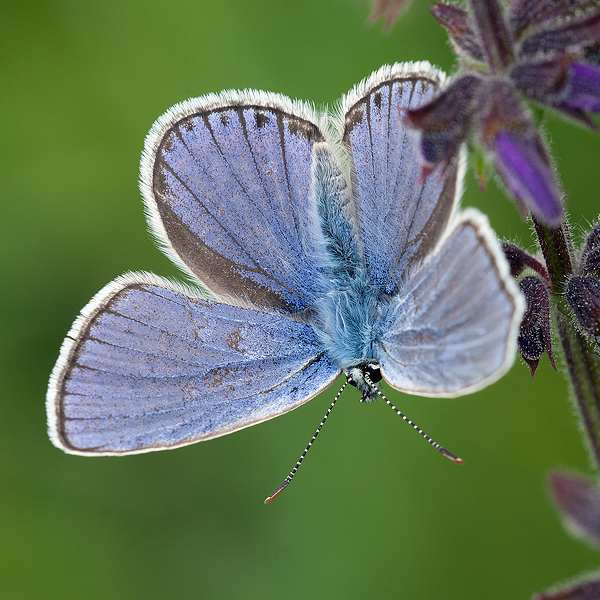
top-left (47, 63), bottom-right (523, 499)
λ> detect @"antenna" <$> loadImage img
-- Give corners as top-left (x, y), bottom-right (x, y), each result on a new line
top-left (264, 372), bottom-right (463, 504)
top-left (264, 381), bottom-right (348, 504)
top-left (363, 372), bottom-right (463, 464)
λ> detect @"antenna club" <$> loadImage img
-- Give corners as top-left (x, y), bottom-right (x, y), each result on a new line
top-left (363, 372), bottom-right (464, 465)
top-left (440, 448), bottom-right (464, 464)
top-left (449, 455), bottom-right (465, 465)
top-left (264, 484), bottom-right (287, 504)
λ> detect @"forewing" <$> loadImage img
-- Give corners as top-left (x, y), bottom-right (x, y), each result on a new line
top-left (47, 274), bottom-right (340, 455)
top-left (141, 91), bottom-right (329, 315)
top-left (340, 63), bottom-right (462, 293)
top-left (379, 210), bottom-right (524, 397)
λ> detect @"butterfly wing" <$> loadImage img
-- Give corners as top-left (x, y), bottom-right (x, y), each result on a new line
top-left (47, 274), bottom-right (340, 455)
top-left (339, 63), bottom-right (461, 294)
top-left (378, 210), bottom-right (524, 397)
top-left (141, 91), bottom-right (329, 315)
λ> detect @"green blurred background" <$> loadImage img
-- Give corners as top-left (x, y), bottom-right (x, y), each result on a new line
top-left (1, 0), bottom-right (599, 598)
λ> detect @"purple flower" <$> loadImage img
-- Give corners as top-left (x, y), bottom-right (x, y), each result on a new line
top-left (405, 0), bottom-right (600, 225)
top-left (512, 58), bottom-right (600, 129)
top-left (493, 130), bottom-right (563, 223)
top-left (565, 62), bottom-right (600, 113)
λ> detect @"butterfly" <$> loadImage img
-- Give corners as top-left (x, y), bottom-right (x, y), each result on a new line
top-left (47, 63), bottom-right (524, 500)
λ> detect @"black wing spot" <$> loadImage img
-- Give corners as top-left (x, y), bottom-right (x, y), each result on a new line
top-left (287, 118), bottom-right (322, 142)
top-left (374, 91), bottom-right (382, 109)
top-left (255, 111), bottom-right (270, 129)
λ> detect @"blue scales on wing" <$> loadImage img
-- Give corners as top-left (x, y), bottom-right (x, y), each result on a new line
top-left (142, 92), bottom-right (327, 315)
top-left (47, 64), bottom-right (525, 459)
top-left (379, 214), bottom-right (520, 397)
top-left (334, 65), bottom-right (523, 397)
top-left (52, 276), bottom-right (340, 455)
top-left (340, 65), bottom-right (459, 295)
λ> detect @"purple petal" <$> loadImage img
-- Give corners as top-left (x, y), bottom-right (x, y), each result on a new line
top-left (511, 58), bottom-right (600, 127)
top-left (509, 0), bottom-right (594, 39)
top-left (404, 75), bottom-right (482, 173)
top-left (469, 0), bottom-right (515, 72)
top-left (520, 8), bottom-right (600, 56)
top-left (430, 3), bottom-right (485, 62)
top-left (549, 471), bottom-right (600, 546)
top-left (564, 62), bottom-right (600, 112)
top-left (476, 80), bottom-right (563, 223)
top-left (493, 130), bottom-right (563, 224)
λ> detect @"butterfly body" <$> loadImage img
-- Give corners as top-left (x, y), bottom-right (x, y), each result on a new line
top-left (47, 63), bottom-right (524, 457)
top-left (300, 142), bottom-right (389, 401)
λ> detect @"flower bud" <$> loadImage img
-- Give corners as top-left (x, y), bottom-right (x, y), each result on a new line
top-left (517, 275), bottom-right (555, 377)
top-left (581, 223), bottom-right (600, 277)
top-left (566, 275), bottom-right (600, 339)
top-left (519, 9), bottom-right (600, 57)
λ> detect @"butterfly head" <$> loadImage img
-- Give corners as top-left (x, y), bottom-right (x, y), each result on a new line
top-left (345, 362), bottom-right (382, 402)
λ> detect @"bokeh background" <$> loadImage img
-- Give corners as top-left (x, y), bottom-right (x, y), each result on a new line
top-left (2, 0), bottom-right (599, 598)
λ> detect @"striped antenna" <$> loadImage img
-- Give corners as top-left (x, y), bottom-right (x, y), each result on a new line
top-left (264, 381), bottom-right (348, 504)
top-left (363, 372), bottom-right (464, 464)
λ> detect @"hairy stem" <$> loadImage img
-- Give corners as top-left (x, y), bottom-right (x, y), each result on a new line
top-left (557, 313), bottom-right (600, 468)
top-left (533, 218), bottom-right (572, 294)
top-left (534, 217), bottom-right (600, 469)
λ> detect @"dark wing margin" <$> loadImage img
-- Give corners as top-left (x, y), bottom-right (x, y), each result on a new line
top-left (46, 273), bottom-right (341, 455)
top-left (140, 90), bottom-right (331, 315)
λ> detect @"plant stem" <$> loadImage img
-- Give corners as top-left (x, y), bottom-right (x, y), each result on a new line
top-left (534, 217), bottom-right (600, 470)
top-left (533, 217), bottom-right (572, 294)
top-left (557, 313), bottom-right (600, 468)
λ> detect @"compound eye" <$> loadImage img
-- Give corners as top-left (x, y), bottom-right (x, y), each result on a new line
top-left (364, 363), bottom-right (382, 384)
